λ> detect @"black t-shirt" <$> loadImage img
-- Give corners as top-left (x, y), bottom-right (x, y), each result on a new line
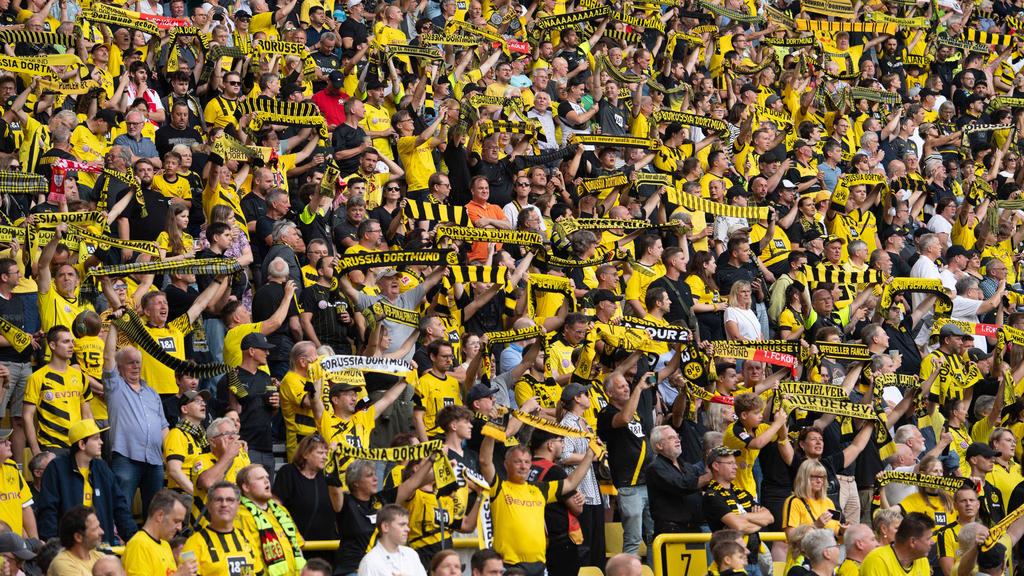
top-left (702, 481), bottom-right (761, 559)
top-left (335, 488), bottom-right (398, 573)
top-left (273, 463), bottom-right (338, 541)
top-left (649, 275), bottom-right (695, 328)
top-left (597, 97), bottom-right (628, 136)
top-left (218, 367), bottom-right (274, 451)
top-left (119, 187), bottom-right (170, 243)
top-left (252, 282), bottom-right (300, 363)
top-left (155, 124), bottom-right (205, 157)
top-left (164, 283), bottom-right (198, 356)
top-left (311, 52), bottom-right (340, 93)
top-left (299, 283), bottom-right (352, 353)
top-left (0, 292), bottom-right (30, 363)
top-left (338, 18), bottom-right (369, 47)
top-left (468, 154), bottom-right (514, 207)
top-left (332, 123), bottom-right (366, 177)
top-left (597, 402), bottom-right (652, 487)
top-left (240, 192), bottom-right (267, 228)
top-left (527, 459), bottom-right (575, 545)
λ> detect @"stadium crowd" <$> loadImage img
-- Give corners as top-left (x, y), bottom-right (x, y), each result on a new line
top-left (4, 0), bottom-right (1024, 574)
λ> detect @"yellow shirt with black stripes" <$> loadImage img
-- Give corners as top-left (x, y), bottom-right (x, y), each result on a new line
top-left (203, 95), bottom-right (240, 130)
top-left (515, 373), bottom-right (561, 409)
top-left (414, 371), bottom-right (463, 436)
top-left (921, 349), bottom-right (969, 405)
top-left (281, 371), bottom-right (317, 460)
top-left (749, 223), bottom-right (792, 270)
top-left (319, 406), bottom-right (376, 487)
top-left (183, 524), bottom-right (264, 576)
top-left (24, 364), bottom-right (91, 449)
top-left (73, 334), bottom-right (107, 420)
top-left (163, 426), bottom-right (208, 491)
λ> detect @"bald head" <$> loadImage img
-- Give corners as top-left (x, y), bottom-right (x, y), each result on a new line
top-left (606, 554), bottom-right (642, 576)
top-left (93, 556), bottom-right (125, 576)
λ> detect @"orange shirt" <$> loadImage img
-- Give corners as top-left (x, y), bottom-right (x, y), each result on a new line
top-left (466, 200), bottom-right (509, 260)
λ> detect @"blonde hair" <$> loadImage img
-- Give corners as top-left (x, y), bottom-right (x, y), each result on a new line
top-left (793, 459), bottom-right (828, 501)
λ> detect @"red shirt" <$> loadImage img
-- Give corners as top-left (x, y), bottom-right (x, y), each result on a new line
top-left (312, 89), bottom-right (349, 127)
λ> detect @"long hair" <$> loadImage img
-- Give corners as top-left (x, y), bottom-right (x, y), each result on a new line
top-left (915, 455), bottom-right (954, 512)
top-left (793, 459), bottom-right (827, 501)
top-left (727, 280), bottom-right (752, 309)
top-left (687, 251), bottom-right (719, 293)
top-left (292, 433), bottom-right (329, 471)
top-left (164, 201), bottom-right (188, 255)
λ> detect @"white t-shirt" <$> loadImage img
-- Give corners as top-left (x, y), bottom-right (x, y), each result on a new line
top-left (724, 306), bottom-right (762, 341)
top-left (952, 295), bottom-right (986, 351)
top-left (357, 544), bottom-right (427, 576)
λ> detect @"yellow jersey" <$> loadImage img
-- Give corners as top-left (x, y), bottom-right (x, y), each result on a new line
top-left (414, 371), bottom-right (463, 435)
top-left (723, 421), bottom-right (770, 499)
top-left (489, 476), bottom-right (561, 564)
top-left (123, 529), bottom-right (178, 576)
top-left (25, 364), bottom-right (91, 449)
top-left (859, 544), bottom-right (930, 576)
top-left (183, 525), bottom-right (264, 576)
top-left (0, 460), bottom-right (31, 536)
top-left (280, 371), bottom-right (317, 460)
top-left (138, 315), bottom-right (192, 395)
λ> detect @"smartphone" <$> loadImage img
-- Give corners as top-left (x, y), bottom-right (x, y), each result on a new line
top-left (646, 374), bottom-right (657, 385)
top-left (181, 551), bottom-right (196, 563)
top-left (828, 510), bottom-right (841, 518)
top-left (888, 350), bottom-right (898, 358)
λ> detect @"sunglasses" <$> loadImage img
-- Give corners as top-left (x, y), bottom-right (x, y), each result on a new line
top-left (386, 186), bottom-right (400, 191)
top-left (227, 80), bottom-right (241, 86)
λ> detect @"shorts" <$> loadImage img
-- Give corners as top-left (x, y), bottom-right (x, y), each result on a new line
top-left (0, 361), bottom-right (30, 418)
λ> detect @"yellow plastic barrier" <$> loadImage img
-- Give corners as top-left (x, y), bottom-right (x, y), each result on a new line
top-left (652, 532), bottom-right (787, 576)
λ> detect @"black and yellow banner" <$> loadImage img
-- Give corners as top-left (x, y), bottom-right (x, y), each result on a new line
top-left (676, 192), bottom-right (771, 220)
top-left (815, 342), bottom-right (872, 361)
top-left (32, 211), bottom-right (106, 228)
top-left (336, 249), bottom-right (456, 273)
top-left (334, 439), bottom-right (443, 462)
top-left (875, 471), bottom-right (970, 491)
top-left (435, 226), bottom-right (543, 247)
top-left (777, 381), bottom-right (848, 398)
top-left (619, 317), bottom-right (691, 342)
top-left (781, 396), bottom-right (879, 420)
top-left (404, 200), bottom-right (471, 226)
top-left (236, 98), bottom-right (331, 142)
top-left (255, 39), bottom-right (317, 81)
top-left (0, 317), bottom-right (31, 353)
top-left (802, 265), bottom-right (884, 285)
top-left (569, 135), bottom-right (661, 149)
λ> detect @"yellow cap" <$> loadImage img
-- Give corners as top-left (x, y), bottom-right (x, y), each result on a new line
top-left (68, 419), bottom-right (108, 446)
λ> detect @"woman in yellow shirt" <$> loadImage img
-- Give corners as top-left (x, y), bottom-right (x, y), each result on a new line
top-left (155, 201), bottom-right (196, 261)
top-left (685, 251), bottom-right (727, 341)
top-left (941, 398), bottom-right (972, 477)
top-left (892, 455), bottom-right (957, 531)
top-left (782, 460), bottom-right (842, 572)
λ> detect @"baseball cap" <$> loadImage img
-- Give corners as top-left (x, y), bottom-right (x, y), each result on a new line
top-left (706, 445), bottom-right (741, 467)
top-left (328, 70), bottom-right (345, 85)
top-left (939, 323), bottom-right (968, 338)
top-left (347, 0), bottom-right (362, 6)
top-left (765, 94), bottom-right (781, 105)
top-left (592, 289), bottom-right (623, 305)
top-left (728, 223), bottom-right (752, 237)
top-left (0, 533), bottom-right (35, 560)
top-left (234, 9), bottom-right (252, 19)
top-left (376, 267), bottom-right (401, 280)
top-left (240, 332), bottom-right (275, 350)
top-left (825, 235), bottom-right (846, 245)
top-left (966, 442), bottom-right (1000, 460)
top-left (68, 419), bottom-right (108, 446)
top-left (966, 93), bottom-right (986, 105)
top-left (813, 190), bottom-right (832, 204)
top-left (802, 228), bottom-right (824, 244)
top-left (740, 83), bottom-right (757, 95)
top-left (560, 382), bottom-right (592, 405)
top-left (781, 179), bottom-right (798, 190)
top-left (467, 383), bottom-right (497, 404)
top-left (95, 108), bottom-right (120, 126)
top-left (0, 429), bottom-right (11, 440)
top-left (330, 382), bottom-right (362, 395)
top-left (179, 389), bottom-right (211, 407)
top-left (968, 348), bottom-right (994, 363)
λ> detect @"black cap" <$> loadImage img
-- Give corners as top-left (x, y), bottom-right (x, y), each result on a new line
top-left (0, 533), bottom-right (34, 560)
top-left (740, 83), bottom-right (757, 94)
top-left (560, 382), bottom-right (591, 404)
top-left (966, 93), bottom-right (986, 105)
top-left (366, 77), bottom-right (386, 90)
top-left (978, 543), bottom-right (1007, 571)
top-left (95, 108), bottom-right (120, 126)
top-left (240, 332), bottom-right (275, 350)
top-left (328, 70), bottom-right (345, 85)
top-left (592, 289), bottom-right (623, 305)
top-left (234, 9), bottom-right (252, 19)
top-left (179, 389), bottom-right (211, 407)
top-left (966, 442), bottom-right (1000, 460)
top-left (466, 383), bottom-right (497, 404)
top-left (759, 150), bottom-right (781, 164)
top-left (968, 347), bottom-right (994, 363)
top-left (281, 84), bottom-right (305, 100)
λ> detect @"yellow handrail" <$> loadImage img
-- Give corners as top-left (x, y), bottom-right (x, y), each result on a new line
top-left (107, 534), bottom-right (483, 555)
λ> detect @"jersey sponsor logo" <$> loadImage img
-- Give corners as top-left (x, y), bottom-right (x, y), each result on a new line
top-left (433, 506), bottom-right (451, 527)
top-left (502, 495), bottom-right (543, 507)
top-left (627, 419), bottom-right (643, 438)
top-left (0, 491), bottom-right (21, 502)
top-left (935, 512), bottom-right (946, 525)
top-left (157, 336), bottom-right (178, 353)
top-left (43, 390), bottom-right (80, 402)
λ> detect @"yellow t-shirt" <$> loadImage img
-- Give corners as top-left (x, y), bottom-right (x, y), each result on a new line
top-left (235, 502), bottom-right (306, 574)
top-left (280, 371), bottom-right (316, 460)
top-left (397, 135), bottom-right (437, 191)
top-left (182, 525), bottom-right (263, 576)
top-left (859, 544), bottom-right (930, 576)
top-left (38, 280), bottom-right (87, 332)
top-left (723, 421), bottom-right (770, 499)
top-left (163, 427), bottom-right (207, 491)
top-left (70, 124), bottom-right (109, 189)
top-left (414, 371), bottom-right (462, 435)
top-left (123, 529), bottom-right (178, 576)
top-left (489, 476), bottom-right (561, 564)
top-left (898, 491), bottom-right (956, 529)
top-left (0, 460), bottom-right (31, 536)
top-left (139, 316), bottom-right (191, 395)
top-left (223, 322), bottom-right (262, 369)
top-left (361, 103), bottom-right (394, 160)
top-left (624, 261), bottom-right (665, 306)
top-left (73, 334), bottom-right (106, 420)
top-left (152, 173), bottom-right (192, 203)
top-left (25, 364), bottom-right (91, 449)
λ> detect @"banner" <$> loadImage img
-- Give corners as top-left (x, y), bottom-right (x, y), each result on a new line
top-left (620, 317), bottom-right (691, 342)
top-left (533, 246), bottom-right (628, 269)
top-left (793, 19), bottom-right (898, 34)
top-left (777, 381), bottom-right (848, 398)
top-left (334, 439), bottom-right (444, 461)
top-left (404, 200), bottom-right (471, 226)
top-left (712, 342), bottom-right (799, 376)
top-left (650, 110), bottom-right (728, 133)
top-left (697, 0), bottom-right (761, 22)
top-left (781, 396), bottom-right (879, 420)
top-left (931, 317), bottom-right (999, 339)
top-left (875, 470), bottom-right (971, 491)
top-left (0, 317), bottom-right (31, 353)
top-left (87, 258), bottom-right (240, 278)
top-left (533, 7), bottom-right (612, 34)
top-left (815, 342), bottom-right (872, 361)
top-left (312, 355), bottom-right (415, 378)
top-left (435, 226), bottom-right (543, 247)
top-left (334, 249), bottom-right (456, 273)
top-left (485, 326), bottom-right (545, 347)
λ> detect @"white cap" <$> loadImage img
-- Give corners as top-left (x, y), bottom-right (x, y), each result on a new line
top-left (347, 0), bottom-right (362, 7)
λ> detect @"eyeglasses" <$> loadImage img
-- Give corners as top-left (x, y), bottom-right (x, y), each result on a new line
top-left (8, 164), bottom-right (20, 169)
top-left (227, 80), bottom-right (241, 86)
top-left (126, 121), bottom-right (143, 126)
top-left (810, 474), bottom-right (827, 479)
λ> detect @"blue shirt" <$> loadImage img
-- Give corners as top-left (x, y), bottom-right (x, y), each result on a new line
top-left (102, 369), bottom-right (167, 465)
top-left (499, 343), bottom-right (523, 375)
top-left (820, 162), bottom-right (843, 192)
top-left (112, 134), bottom-right (160, 161)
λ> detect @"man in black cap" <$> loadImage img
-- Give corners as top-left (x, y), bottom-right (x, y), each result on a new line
top-left (163, 389), bottom-right (212, 497)
top-left (702, 445), bottom-right (772, 567)
top-left (219, 333), bottom-right (278, 482)
top-left (0, 531), bottom-right (36, 573)
top-left (965, 442), bottom-right (1005, 524)
top-left (528, 428), bottom-right (585, 576)
top-left (312, 69), bottom-right (349, 130)
top-left (923, 323), bottom-right (970, 406)
top-left (654, 121), bottom-right (716, 177)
